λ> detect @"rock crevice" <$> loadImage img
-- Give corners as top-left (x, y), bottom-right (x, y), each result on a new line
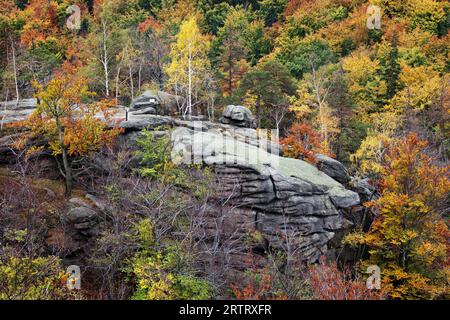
top-left (170, 125), bottom-right (360, 262)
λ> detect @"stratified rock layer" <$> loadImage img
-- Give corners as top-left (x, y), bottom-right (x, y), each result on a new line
top-left (171, 126), bottom-right (359, 262)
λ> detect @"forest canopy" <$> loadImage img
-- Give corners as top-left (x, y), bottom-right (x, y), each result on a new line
top-left (0, 0), bottom-right (449, 301)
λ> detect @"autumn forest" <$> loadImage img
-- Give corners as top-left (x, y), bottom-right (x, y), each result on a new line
top-left (0, 0), bottom-right (449, 301)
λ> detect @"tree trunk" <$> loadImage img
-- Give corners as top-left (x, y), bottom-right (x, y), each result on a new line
top-left (188, 44), bottom-right (192, 118)
top-left (62, 146), bottom-right (72, 196)
top-left (57, 120), bottom-right (72, 195)
top-left (228, 52), bottom-right (233, 95)
top-left (129, 64), bottom-right (134, 100)
top-left (256, 96), bottom-right (261, 128)
top-left (102, 20), bottom-right (110, 97)
top-left (138, 64), bottom-right (142, 92)
top-left (10, 37), bottom-right (19, 105)
top-left (1, 88), bottom-right (9, 130)
top-left (115, 66), bottom-right (121, 99)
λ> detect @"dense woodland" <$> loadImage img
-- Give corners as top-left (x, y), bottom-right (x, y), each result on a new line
top-left (0, 0), bottom-right (449, 300)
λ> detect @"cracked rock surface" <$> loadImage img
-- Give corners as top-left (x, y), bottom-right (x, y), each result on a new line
top-left (171, 126), bottom-right (360, 262)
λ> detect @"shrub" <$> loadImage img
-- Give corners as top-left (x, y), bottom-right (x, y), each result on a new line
top-left (230, 267), bottom-right (288, 300)
top-left (128, 219), bottom-right (213, 300)
top-left (281, 122), bottom-right (334, 163)
top-left (307, 257), bottom-right (384, 300)
top-left (136, 130), bottom-right (187, 185)
top-left (0, 256), bottom-right (77, 300)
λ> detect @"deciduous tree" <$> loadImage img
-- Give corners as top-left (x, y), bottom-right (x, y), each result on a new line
top-left (14, 65), bottom-right (122, 195)
top-left (345, 134), bottom-right (450, 299)
top-left (165, 16), bottom-right (212, 117)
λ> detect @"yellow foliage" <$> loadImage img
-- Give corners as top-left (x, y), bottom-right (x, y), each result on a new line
top-left (342, 50), bottom-right (387, 118)
top-left (352, 111), bottom-right (399, 176)
top-left (347, 134), bottom-right (450, 299)
top-left (387, 64), bottom-right (441, 112)
top-left (165, 16), bottom-right (211, 111)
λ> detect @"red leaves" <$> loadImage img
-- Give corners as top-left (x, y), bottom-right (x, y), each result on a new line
top-left (280, 122), bottom-right (334, 164)
top-left (230, 267), bottom-right (288, 300)
top-left (138, 16), bottom-right (162, 34)
top-left (230, 271), bottom-right (275, 300)
top-left (20, 0), bottom-right (59, 47)
top-left (308, 257), bottom-right (383, 300)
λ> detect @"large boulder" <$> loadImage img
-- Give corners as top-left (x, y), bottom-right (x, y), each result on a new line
top-left (130, 90), bottom-right (182, 115)
top-left (65, 197), bottom-right (100, 233)
top-left (315, 154), bottom-right (351, 184)
top-left (66, 206), bottom-right (97, 225)
top-left (219, 105), bottom-right (256, 128)
top-left (171, 127), bottom-right (360, 262)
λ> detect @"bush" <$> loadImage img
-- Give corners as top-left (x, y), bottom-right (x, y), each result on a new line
top-left (307, 257), bottom-right (384, 300)
top-left (0, 256), bottom-right (77, 300)
top-left (136, 130), bottom-right (187, 185)
top-left (128, 219), bottom-right (213, 300)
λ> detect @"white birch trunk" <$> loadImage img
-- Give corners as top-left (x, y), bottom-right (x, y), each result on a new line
top-left (10, 38), bottom-right (19, 105)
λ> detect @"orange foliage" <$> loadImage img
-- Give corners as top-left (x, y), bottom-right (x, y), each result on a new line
top-left (230, 267), bottom-right (287, 300)
top-left (12, 65), bottom-right (123, 194)
top-left (283, 0), bottom-right (309, 17)
top-left (19, 0), bottom-right (59, 47)
top-left (308, 257), bottom-right (384, 300)
top-left (281, 122), bottom-right (334, 163)
top-left (313, 4), bottom-right (368, 53)
top-left (346, 134), bottom-right (450, 299)
top-left (138, 16), bottom-right (162, 33)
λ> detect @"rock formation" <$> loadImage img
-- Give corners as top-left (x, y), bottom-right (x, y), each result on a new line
top-left (1, 101), bottom-right (363, 264)
top-left (0, 99), bottom-right (37, 125)
top-left (315, 153), bottom-right (351, 184)
top-left (129, 90), bottom-right (182, 115)
top-left (219, 105), bottom-right (256, 128)
top-left (170, 126), bottom-right (359, 262)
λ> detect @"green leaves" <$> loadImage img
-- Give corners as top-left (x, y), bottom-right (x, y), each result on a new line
top-left (279, 39), bottom-right (336, 78)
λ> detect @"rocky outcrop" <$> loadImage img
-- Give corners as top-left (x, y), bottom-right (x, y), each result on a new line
top-left (2, 97), bottom-right (362, 264)
top-left (350, 177), bottom-right (377, 203)
top-left (119, 114), bottom-right (176, 131)
top-left (130, 90), bottom-right (182, 115)
top-left (170, 126), bottom-right (359, 262)
top-left (315, 154), bottom-right (351, 184)
top-left (0, 99), bottom-right (37, 124)
top-left (219, 105), bottom-right (256, 128)
top-left (114, 110), bottom-right (360, 262)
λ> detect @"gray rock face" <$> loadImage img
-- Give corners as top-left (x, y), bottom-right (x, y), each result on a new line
top-left (171, 127), bottom-right (360, 262)
top-left (85, 194), bottom-right (107, 211)
top-left (130, 90), bottom-right (182, 115)
top-left (0, 99), bottom-right (37, 124)
top-left (315, 154), bottom-right (351, 184)
top-left (66, 206), bottom-right (97, 224)
top-left (66, 197), bottom-right (99, 231)
top-left (350, 177), bottom-right (377, 202)
top-left (119, 115), bottom-right (176, 131)
top-left (220, 105), bottom-right (256, 128)
top-left (68, 197), bottom-right (91, 208)
top-left (130, 107), bottom-right (156, 115)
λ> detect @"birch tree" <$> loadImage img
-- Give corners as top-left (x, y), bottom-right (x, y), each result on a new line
top-left (165, 17), bottom-right (211, 118)
top-left (293, 62), bottom-right (340, 150)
